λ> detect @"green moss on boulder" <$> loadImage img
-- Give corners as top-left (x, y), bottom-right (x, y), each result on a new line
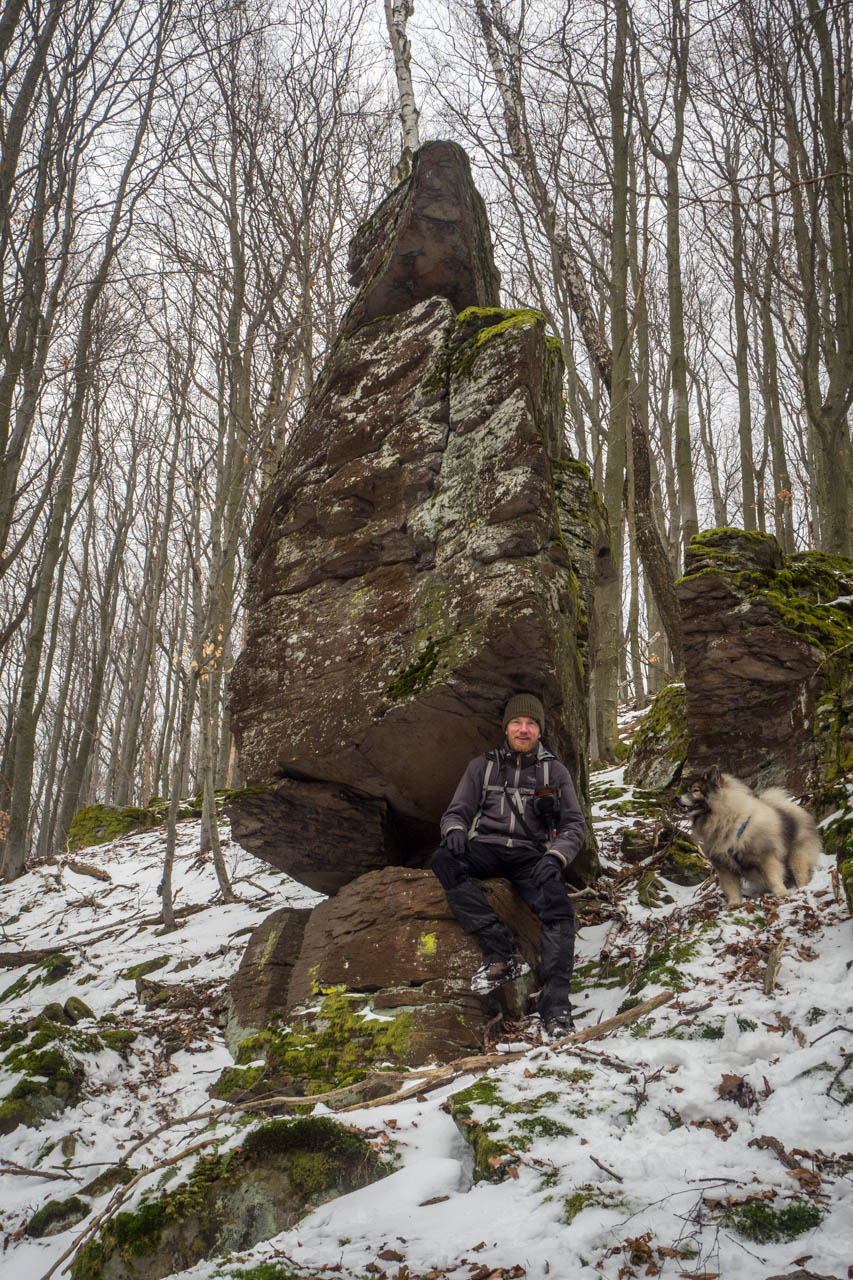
top-left (69, 1117), bottom-right (384, 1280)
top-left (213, 988), bottom-right (412, 1101)
top-left (0, 1044), bottom-right (85, 1135)
top-left (624, 683), bottom-right (687, 790)
top-left (26, 1196), bottom-right (90, 1237)
top-left (66, 805), bottom-right (164, 852)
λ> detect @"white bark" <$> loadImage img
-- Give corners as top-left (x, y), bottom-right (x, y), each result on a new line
top-left (384, 0), bottom-right (420, 161)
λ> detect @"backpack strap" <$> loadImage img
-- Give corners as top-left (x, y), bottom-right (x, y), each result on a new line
top-left (469, 751), bottom-right (498, 838)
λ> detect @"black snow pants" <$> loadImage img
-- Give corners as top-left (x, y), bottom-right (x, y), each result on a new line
top-left (430, 838), bottom-right (575, 1022)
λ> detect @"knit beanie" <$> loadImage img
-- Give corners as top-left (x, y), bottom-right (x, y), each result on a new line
top-left (502, 693), bottom-right (545, 732)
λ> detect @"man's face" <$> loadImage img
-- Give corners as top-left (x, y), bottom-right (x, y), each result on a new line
top-left (506, 716), bottom-right (541, 752)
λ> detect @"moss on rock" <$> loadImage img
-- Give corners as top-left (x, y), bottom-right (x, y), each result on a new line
top-left (69, 1117), bottom-right (384, 1280)
top-left (26, 1196), bottom-right (90, 1237)
top-left (0, 1043), bottom-right (86, 1135)
top-left (66, 804), bottom-right (164, 852)
top-left (624, 683), bottom-right (688, 790)
top-left (119, 957), bottom-right (169, 982)
top-left (213, 988), bottom-right (412, 1101)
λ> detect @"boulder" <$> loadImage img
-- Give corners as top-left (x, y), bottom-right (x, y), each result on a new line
top-left (219, 906), bottom-right (312, 1055)
top-left (69, 1117), bottom-right (384, 1280)
top-left (678, 529), bottom-right (853, 792)
top-left (216, 868), bottom-right (542, 1094)
top-left (624, 682), bottom-right (687, 790)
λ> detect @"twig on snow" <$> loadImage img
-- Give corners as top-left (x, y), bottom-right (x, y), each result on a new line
top-left (0, 1159), bottom-right (77, 1181)
top-left (590, 1154), bottom-right (623, 1182)
top-left (763, 938), bottom-right (786, 994)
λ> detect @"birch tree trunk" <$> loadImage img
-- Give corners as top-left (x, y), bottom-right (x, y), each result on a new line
top-left (384, 0), bottom-right (420, 171)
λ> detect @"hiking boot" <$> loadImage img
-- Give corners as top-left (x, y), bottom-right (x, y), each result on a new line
top-left (471, 953), bottom-right (531, 995)
top-left (543, 1011), bottom-right (575, 1040)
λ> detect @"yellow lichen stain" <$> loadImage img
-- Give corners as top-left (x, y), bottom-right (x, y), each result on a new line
top-left (418, 931), bottom-right (438, 958)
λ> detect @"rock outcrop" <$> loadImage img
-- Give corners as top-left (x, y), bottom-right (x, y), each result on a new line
top-left (218, 906), bottom-right (312, 1055)
top-left (219, 869), bottom-right (540, 1090)
top-left (677, 529), bottom-right (853, 793)
top-left (624, 682), bottom-right (687, 790)
top-left (229, 141), bottom-right (603, 893)
top-left (342, 138), bottom-right (501, 336)
top-left (224, 140), bottom-right (607, 1069)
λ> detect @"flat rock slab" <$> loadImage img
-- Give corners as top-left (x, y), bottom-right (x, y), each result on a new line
top-left (219, 905), bottom-right (313, 1055)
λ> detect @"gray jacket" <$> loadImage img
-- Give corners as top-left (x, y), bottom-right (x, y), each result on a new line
top-left (440, 741), bottom-right (586, 868)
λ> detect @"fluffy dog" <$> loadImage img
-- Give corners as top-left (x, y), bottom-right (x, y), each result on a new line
top-left (676, 765), bottom-right (821, 906)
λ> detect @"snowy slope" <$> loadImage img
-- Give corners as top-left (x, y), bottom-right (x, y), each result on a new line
top-left (1, 775), bottom-right (851, 1280)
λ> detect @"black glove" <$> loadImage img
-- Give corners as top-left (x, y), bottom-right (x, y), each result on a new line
top-left (444, 829), bottom-right (467, 855)
top-left (532, 852), bottom-right (563, 886)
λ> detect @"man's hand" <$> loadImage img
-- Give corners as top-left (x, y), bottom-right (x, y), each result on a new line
top-left (532, 852), bottom-right (563, 885)
top-left (444, 829), bottom-right (467, 855)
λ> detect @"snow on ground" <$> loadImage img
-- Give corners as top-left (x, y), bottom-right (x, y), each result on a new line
top-left (1, 776), bottom-right (851, 1280)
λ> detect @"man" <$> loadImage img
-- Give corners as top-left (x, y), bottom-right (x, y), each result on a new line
top-left (430, 693), bottom-right (586, 1037)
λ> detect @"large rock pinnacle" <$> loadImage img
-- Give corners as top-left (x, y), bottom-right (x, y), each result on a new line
top-left (228, 141), bottom-right (606, 894)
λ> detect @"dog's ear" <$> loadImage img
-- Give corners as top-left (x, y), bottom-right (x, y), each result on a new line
top-left (705, 765), bottom-right (722, 788)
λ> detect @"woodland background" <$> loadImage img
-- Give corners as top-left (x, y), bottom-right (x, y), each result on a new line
top-left (1, 0), bottom-right (851, 881)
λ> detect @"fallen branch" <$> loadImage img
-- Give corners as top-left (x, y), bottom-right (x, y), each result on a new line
top-left (599, 913), bottom-right (627, 960)
top-left (0, 1159), bottom-right (77, 1181)
top-left (337, 990), bottom-right (676, 1112)
top-left (590, 1154), bottom-right (623, 1182)
top-left (0, 948), bottom-right (67, 968)
top-left (64, 859), bottom-right (111, 883)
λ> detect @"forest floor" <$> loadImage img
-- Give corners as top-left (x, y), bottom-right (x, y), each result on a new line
top-left (1, 751), bottom-right (851, 1280)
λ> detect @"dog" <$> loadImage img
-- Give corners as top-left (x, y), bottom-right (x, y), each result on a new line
top-left (676, 765), bottom-right (821, 906)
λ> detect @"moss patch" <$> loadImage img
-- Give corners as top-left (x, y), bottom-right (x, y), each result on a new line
top-left (624, 683), bottom-right (687, 789)
top-left (26, 1196), bottom-right (90, 1237)
top-left (0, 1043), bottom-right (86, 1135)
top-left (215, 989), bottom-right (412, 1100)
top-left (719, 1196), bottom-right (822, 1243)
top-left (563, 1184), bottom-right (626, 1223)
top-left (2, 953), bottom-right (76, 1004)
top-left (632, 936), bottom-right (698, 995)
top-left (386, 636), bottom-right (447, 700)
top-left (451, 306), bottom-right (547, 379)
top-left (120, 956), bottom-right (170, 982)
top-left (67, 804), bottom-right (166, 852)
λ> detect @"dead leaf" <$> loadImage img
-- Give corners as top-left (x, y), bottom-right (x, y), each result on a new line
top-left (378, 1250), bottom-right (404, 1262)
top-left (788, 1167), bottom-right (821, 1192)
top-left (717, 1074), bottom-right (757, 1108)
